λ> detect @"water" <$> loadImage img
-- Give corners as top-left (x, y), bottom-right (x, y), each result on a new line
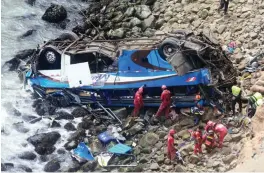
top-left (1, 0), bottom-right (87, 171)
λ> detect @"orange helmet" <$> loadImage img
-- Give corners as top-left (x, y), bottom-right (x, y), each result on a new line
top-left (195, 94), bottom-right (201, 100)
top-left (161, 85), bottom-right (167, 90)
top-left (138, 87), bottom-right (143, 94)
top-left (169, 129), bottom-right (176, 135)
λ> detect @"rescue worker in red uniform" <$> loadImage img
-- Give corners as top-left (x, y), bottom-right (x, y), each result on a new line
top-left (155, 85), bottom-right (171, 119)
top-left (192, 126), bottom-right (204, 155)
top-left (167, 129), bottom-right (177, 161)
top-left (132, 87), bottom-right (144, 117)
top-left (204, 130), bottom-right (216, 151)
top-left (205, 120), bottom-right (227, 148)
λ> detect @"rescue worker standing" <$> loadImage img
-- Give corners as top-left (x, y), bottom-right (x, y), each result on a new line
top-left (167, 129), bottom-right (177, 161)
top-left (218, 0), bottom-right (229, 15)
top-left (248, 92), bottom-right (263, 118)
top-left (192, 126), bottom-right (203, 155)
top-left (231, 85), bottom-right (242, 115)
top-left (192, 94), bottom-right (205, 125)
top-left (132, 87), bottom-right (144, 117)
top-left (155, 85), bottom-right (171, 119)
top-left (205, 120), bottom-right (227, 148)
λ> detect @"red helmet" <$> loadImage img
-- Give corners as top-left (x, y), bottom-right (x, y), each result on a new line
top-left (161, 85), bottom-right (167, 90)
top-left (207, 120), bottom-right (215, 127)
top-left (169, 129), bottom-right (176, 136)
top-left (138, 87), bottom-right (143, 94)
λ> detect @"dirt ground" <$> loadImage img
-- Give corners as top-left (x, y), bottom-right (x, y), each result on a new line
top-left (230, 105), bottom-right (264, 172)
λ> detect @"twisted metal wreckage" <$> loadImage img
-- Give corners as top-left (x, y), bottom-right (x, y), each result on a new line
top-left (20, 29), bottom-right (237, 113)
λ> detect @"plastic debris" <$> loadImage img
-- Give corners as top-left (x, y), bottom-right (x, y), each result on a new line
top-left (97, 153), bottom-right (113, 167)
top-left (71, 142), bottom-right (95, 163)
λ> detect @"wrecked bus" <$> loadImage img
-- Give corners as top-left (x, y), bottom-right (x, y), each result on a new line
top-left (24, 30), bottom-right (237, 109)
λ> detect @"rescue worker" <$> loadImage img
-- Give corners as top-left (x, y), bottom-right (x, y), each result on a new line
top-left (204, 130), bottom-right (216, 151)
top-left (218, 0), bottom-right (229, 15)
top-left (205, 120), bottom-right (227, 148)
top-left (155, 85), bottom-right (171, 119)
top-left (231, 85), bottom-right (242, 115)
top-left (247, 92), bottom-right (263, 118)
top-left (192, 94), bottom-right (205, 125)
top-left (167, 129), bottom-right (177, 161)
top-left (192, 126), bottom-right (204, 155)
top-left (132, 87), bottom-right (144, 117)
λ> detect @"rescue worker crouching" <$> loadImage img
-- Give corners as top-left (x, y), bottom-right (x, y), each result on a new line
top-left (247, 92), bottom-right (263, 118)
top-left (132, 87), bottom-right (144, 117)
top-left (231, 85), bottom-right (242, 115)
top-left (154, 85), bottom-right (171, 119)
top-left (205, 120), bottom-right (227, 148)
top-left (204, 130), bottom-right (216, 152)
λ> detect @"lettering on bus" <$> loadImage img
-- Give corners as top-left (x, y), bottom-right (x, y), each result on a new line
top-left (91, 74), bottom-right (110, 86)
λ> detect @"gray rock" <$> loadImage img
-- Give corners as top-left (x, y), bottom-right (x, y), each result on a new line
top-left (135, 5), bottom-right (152, 20)
top-left (142, 147), bottom-right (152, 154)
top-left (130, 17), bottom-right (142, 27)
top-left (222, 154), bottom-right (236, 164)
top-left (139, 157), bottom-right (148, 163)
top-left (198, 9), bottom-right (208, 19)
top-left (64, 140), bottom-right (78, 150)
top-left (150, 163), bottom-right (159, 170)
top-left (18, 165), bottom-right (32, 172)
top-left (107, 28), bottom-right (125, 39)
top-left (42, 4), bottom-right (67, 23)
top-left (189, 154), bottom-right (200, 164)
top-left (124, 7), bottom-right (135, 17)
top-left (155, 18), bottom-right (165, 29)
top-left (51, 120), bottom-right (61, 128)
top-left (249, 32), bottom-right (258, 39)
top-left (231, 133), bottom-right (242, 142)
top-left (221, 147), bottom-right (232, 155)
top-left (127, 122), bottom-right (144, 136)
top-left (143, 0), bottom-right (156, 6)
top-left (55, 111), bottom-right (74, 120)
top-left (179, 118), bottom-right (193, 126)
top-left (175, 165), bottom-right (185, 172)
top-left (81, 161), bottom-right (97, 172)
top-left (44, 159), bottom-right (60, 172)
top-left (178, 129), bottom-right (191, 140)
top-left (139, 132), bottom-right (159, 148)
top-left (71, 107), bottom-right (88, 118)
top-left (18, 151), bottom-right (37, 160)
top-left (12, 122), bottom-right (29, 133)
top-left (157, 155), bottom-right (165, 164)
top-left (112, 12), bottom-right (124, 23)
top-left (142, 15), bottom-right (155, 31)
top-left (192, 19), bottom-right (201, 28)
top-left (64, 122), bottom-right (76, 131)
top-left (217, 25), bottom-right (226, 34)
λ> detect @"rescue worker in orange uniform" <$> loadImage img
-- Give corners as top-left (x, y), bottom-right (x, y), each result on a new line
top-left (167, 129), bottom-right (177, 161)
top-left (155, 85), bottom-right (171, 119)
top-left (192, 126), bottom-right (204, 155)
top-left (205, 120), bottom-right (227, 148)
top-left (132, 87), bottom-right (144, 117)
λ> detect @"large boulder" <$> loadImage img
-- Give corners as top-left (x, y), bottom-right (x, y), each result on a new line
top-left (222, 154), bottom-right (237, 164)
top-left (135, 5), bottom-right (152, 20)
top-left (44, 159), bottom-right (60, 172)
top-left (127, 122), bottom-right (144, 136)
top-left (4, 49), bottom-right (35, 71)
top-left (42, 4), bottom-right (67, 23)
top-left (130, 17), bottom-right (142, 27)
top-left (139, 132), bottom-right (159, 148)
top-left (27, 131), bottom-right (61, 155)
top-left (124, 7), bottom-right (135, 17)
top-left (107, 28), bottom-right (125, 39)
